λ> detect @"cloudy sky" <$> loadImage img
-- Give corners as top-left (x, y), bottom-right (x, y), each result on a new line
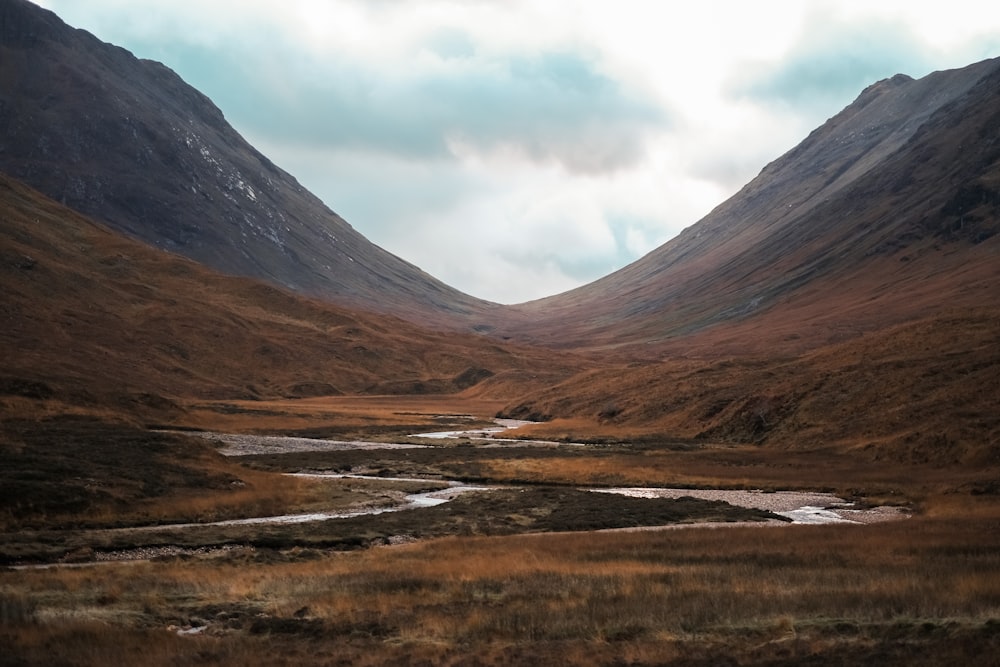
top-left (36, 1), bottom-right (1000, 304)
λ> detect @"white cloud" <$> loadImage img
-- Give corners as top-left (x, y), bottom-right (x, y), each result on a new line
top-left (34, 0), bottom-right (1000, 303)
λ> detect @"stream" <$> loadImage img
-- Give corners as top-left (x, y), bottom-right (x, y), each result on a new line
top-left (175, 421), bottom-right (907, 528)
top-left (93, 475), bottom-right (899, 534)
top-left (9, 422), bottom-right (908, 569)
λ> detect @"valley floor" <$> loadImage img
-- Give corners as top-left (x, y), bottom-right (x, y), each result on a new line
top-left (2, 396), bottom-right (999, 666)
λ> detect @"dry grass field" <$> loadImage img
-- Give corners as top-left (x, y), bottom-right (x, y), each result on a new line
top-left (2, 503), bottom-right (999, 666)
top-left (500, 309), bottom-right (1000, 470)
top-left (2, 396), bottom-right (999, 665)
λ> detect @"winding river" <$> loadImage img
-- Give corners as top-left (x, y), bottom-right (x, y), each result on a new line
top-left (178, 421), bottom-right (907, 527)
top-left (11, 423), bottom-right (907, 569)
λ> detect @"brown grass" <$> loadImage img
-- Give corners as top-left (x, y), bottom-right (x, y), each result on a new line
top-left (0, 417), bottom-right (424, 533)
top-left (0, 172), bottom-right (585, 427)
top-left (2, 51), bottom-right (998, 666)
top-left (500, 310), bottom-right (1000, 466)
top-left (3, 496), bottom-right (999, 665)
top-left (468, 445), bottom-right (997, 502)
top-left (174, 394), bottom-right (512, 435)
top-left (2, 380), bottom-right (998, 665)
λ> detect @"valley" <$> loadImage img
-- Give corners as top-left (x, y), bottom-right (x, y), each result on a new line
top-left (3, 413), bottom-right (907, 566)
top-left (2, 1), bottom-right (999, 664)
top-left (2, 396), bottom-right (997, 666)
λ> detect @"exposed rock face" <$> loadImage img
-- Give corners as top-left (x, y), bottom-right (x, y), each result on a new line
top-left (0, 0), bottom-right (496, 329)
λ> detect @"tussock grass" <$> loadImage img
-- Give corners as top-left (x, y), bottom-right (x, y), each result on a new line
top-left (0, 418), bottom-right (417, 533)
top-left (3, 498), bottom-right (999, 665)
top-left (3, 403), bottom-right (998, 663)
top-left (469, 446), bottom-right (997, 501)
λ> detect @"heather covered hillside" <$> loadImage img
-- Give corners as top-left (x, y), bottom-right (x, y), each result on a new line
top-left (0, 0), bottom-right (997, 461)
top-left (0, 174), bottom-right (578, 420)
top-left (501, 311), bottom-right (1000, 464)
top-left (489, 59), bottom-right (1000, 463)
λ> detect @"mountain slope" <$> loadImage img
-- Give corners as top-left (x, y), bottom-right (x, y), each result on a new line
top-left (0, 0), bottom-right (497, 329)
top-left (494, 58), bottom-right (1000, 460)
top-left (501, 309), bottom-right (1000, 462)
top-left (6, 0), bottom-right (996, 358)
top-left (499, 58), bottom-right (1000, 353)
top-left (0, 173), bottom-right (576, 419)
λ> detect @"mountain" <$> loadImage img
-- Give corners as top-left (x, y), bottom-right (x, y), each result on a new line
top-left (493, 59), bottom-right (1000, 459)
top-left (499, 58), bottom-right (1000, 354)
top-left (0, 172), bottom-right (577, 419)
top-left (6, 0), bottom-right (996, 359)
top-left (0, 0), bottom-right (498, 329)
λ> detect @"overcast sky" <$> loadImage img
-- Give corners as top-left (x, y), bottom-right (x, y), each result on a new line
top-left (36, 1), bottom-right (1000, 304)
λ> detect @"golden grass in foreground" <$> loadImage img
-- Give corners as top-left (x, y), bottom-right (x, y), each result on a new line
top-left (3, 497), bottom-right (999, 666)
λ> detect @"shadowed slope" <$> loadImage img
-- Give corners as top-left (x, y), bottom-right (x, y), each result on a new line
top-left (4, 0), bottom-right (996, 356)
top-left (0, 0), bottom-right (497, 329)
top-left (495, 60), bottom-right (1000, 459)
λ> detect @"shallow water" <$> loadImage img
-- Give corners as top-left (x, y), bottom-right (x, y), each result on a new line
top-left (183, 483), bottom-right (900, 528)
top-left (410, 418), bottom-right (536, 439)
top-left (122, 478), bottom-right (494, 530)
top-left (181, 431), bottom-right (431, 456)
top-left (176, 423), bottom-right (907, 528)
top-left (409, 419), bottom-right (588, 448)
top-left (589, 487), bottom-right (905, 524)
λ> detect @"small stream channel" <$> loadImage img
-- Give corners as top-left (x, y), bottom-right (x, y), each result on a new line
top-left (10, 423), bottom-right (907, 569)
top-left (177, 421), bottom-right (907, 528)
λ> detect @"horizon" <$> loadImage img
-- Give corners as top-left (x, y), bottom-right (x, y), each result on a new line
top-left (34, 0), bottom-right (1000, 303)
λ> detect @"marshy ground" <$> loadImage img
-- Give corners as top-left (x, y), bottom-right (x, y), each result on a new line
top-left (2, 396), bottom-right (998, 665)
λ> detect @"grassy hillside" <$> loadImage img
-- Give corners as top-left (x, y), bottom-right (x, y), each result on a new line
top-left (502, 310), bottom-right (1000, 464)
top-left (0, 174), bottom-right (579, 423)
